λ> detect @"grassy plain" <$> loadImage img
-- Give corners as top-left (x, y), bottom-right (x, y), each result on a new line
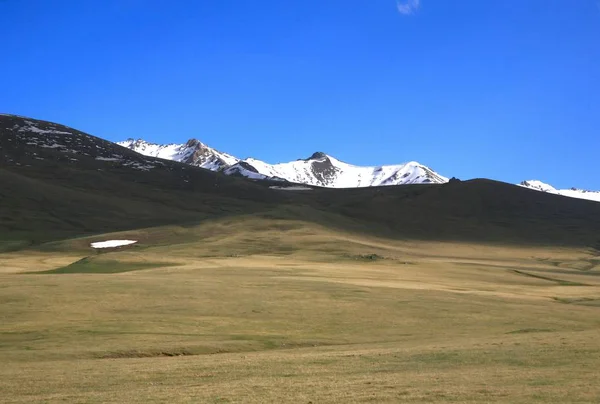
top-left (1, 217), bottom-right (600, 403)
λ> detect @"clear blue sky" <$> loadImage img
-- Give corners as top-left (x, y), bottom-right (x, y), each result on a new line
top-left (1, 0), bottom-right (599, 189)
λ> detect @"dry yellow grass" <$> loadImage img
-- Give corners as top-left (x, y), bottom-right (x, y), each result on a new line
top-left (1, 217), bottom-right (599, 403)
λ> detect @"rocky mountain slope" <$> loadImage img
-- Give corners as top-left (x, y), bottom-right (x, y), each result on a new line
top-left (117, 138), bottom-right (239, 172)
top-left (118, 138), bottom-right (448, 187)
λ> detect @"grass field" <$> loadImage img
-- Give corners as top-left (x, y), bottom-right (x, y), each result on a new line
top-left (2, 216), bottom-right (600, 403)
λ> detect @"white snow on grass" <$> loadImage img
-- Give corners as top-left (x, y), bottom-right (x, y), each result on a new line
top-left (19, 125), bottom-right (72, 135)
top-left (95, 157), bottom-right (121, 161)
top-left (90, 240), bottom-right (138, 249)
top-left (122, 161), bottom-right (157, 171)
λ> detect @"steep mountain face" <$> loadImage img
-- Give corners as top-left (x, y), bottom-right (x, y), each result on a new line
top-left (119, 138), bottom-right (449, 188)
top-left (117, 138), bottom-right (239, 171)
top-left (225, 153), bottom-right (447, 187)
top-left (519, 180), bottom-right (600, 203)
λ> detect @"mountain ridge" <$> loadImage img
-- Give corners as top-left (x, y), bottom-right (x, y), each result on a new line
top-left (118, 138), bottom-right (449, 188)
top-left (118, 137), bottom-right (600, 201)
top-left (2, 112), bottom-right (598, 200)
top-left (519, 180), bottom-right (600, 203)
top-left (3, 113), bottom-right (600, 249)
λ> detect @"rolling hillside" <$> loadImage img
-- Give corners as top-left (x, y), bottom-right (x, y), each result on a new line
top-left (2, 114), bottom-right (600, 403)
top-left (1, 114), bottom-right (600, 249)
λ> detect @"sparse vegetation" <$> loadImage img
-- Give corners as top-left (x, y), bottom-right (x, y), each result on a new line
top-left (2, 115), bottom-right (600, 402)
top-left (1, 219), bottom-right (600, 403)
top-left (34, 257), bottom-right (176, 274)
top-left (346, 253), bottom-right (386, 261)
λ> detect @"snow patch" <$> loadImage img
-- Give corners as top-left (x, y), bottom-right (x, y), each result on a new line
top-left (95, 157), bottom-right (121, 162)
top-left (19, 126), bottom-right (72, 135)
top-left (40, 143), bottom-right (64, 149)
top-left (122, 161), bottom-right (156, 171)
top-left (90, 240), bottom-right (138, 249)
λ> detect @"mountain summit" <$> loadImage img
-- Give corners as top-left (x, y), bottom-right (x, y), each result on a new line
top-left (305, 151), bottom-right (328, 161)
top-left (117, 138), bottom-right (238, 171)
top-left (119, 138), bottom-right (449, 188)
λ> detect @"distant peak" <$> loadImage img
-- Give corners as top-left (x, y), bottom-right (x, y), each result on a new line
top-left (306, 151), bottom-right (328, 161)
top-left (519, 180), bottom-right (557, 192)
top-left (184, 138), bottom-right (207, 148)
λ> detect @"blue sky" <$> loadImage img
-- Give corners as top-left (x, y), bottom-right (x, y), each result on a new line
top-left (1, 0), bottom-right (599, 189)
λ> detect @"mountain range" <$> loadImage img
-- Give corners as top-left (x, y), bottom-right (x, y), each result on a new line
top-left (117, 139), bottom-right (448, 188)
top-left (3, 113), bottom-right (600, 249)
top-left (118, 138), bottom-right (600, 202)
top-left (0, 112), bottom-right (597, 204)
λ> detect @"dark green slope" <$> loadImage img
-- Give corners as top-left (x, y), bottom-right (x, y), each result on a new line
top-left (0, 114), bottom-right (287, 248)
top-left (305, 179), bottom-right (600, 247)
top-left (1, 114), bottom-right (599, 249)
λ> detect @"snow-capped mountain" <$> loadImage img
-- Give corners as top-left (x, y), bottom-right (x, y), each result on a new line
top-left (519, 180), bottom-right (600, 203)
top-left (3, 113), bottom-right (599, 203)
top-left (117, 138), bottom-right (239, 171)
top-left (225, 153), bottom-right (447, 187)
top-left (118, 139), bottom-right (449, 187)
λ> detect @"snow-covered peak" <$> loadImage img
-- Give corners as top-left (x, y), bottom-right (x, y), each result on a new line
top-left (118, 139), bottom-right (182, 158)
top-left (519, 180), bottom-right (600, 203)
top-left (225, 151), bottom-right (448, 188)
top-left (118, 137), bottom-right (448, 188)
top-left (118, 138), bottom-right (239, 171)
top-left (519, 180), bottom-right (557, 193)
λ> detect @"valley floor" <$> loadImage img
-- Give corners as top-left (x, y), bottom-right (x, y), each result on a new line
top-left (1, 218), bottom-right (600, 403)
